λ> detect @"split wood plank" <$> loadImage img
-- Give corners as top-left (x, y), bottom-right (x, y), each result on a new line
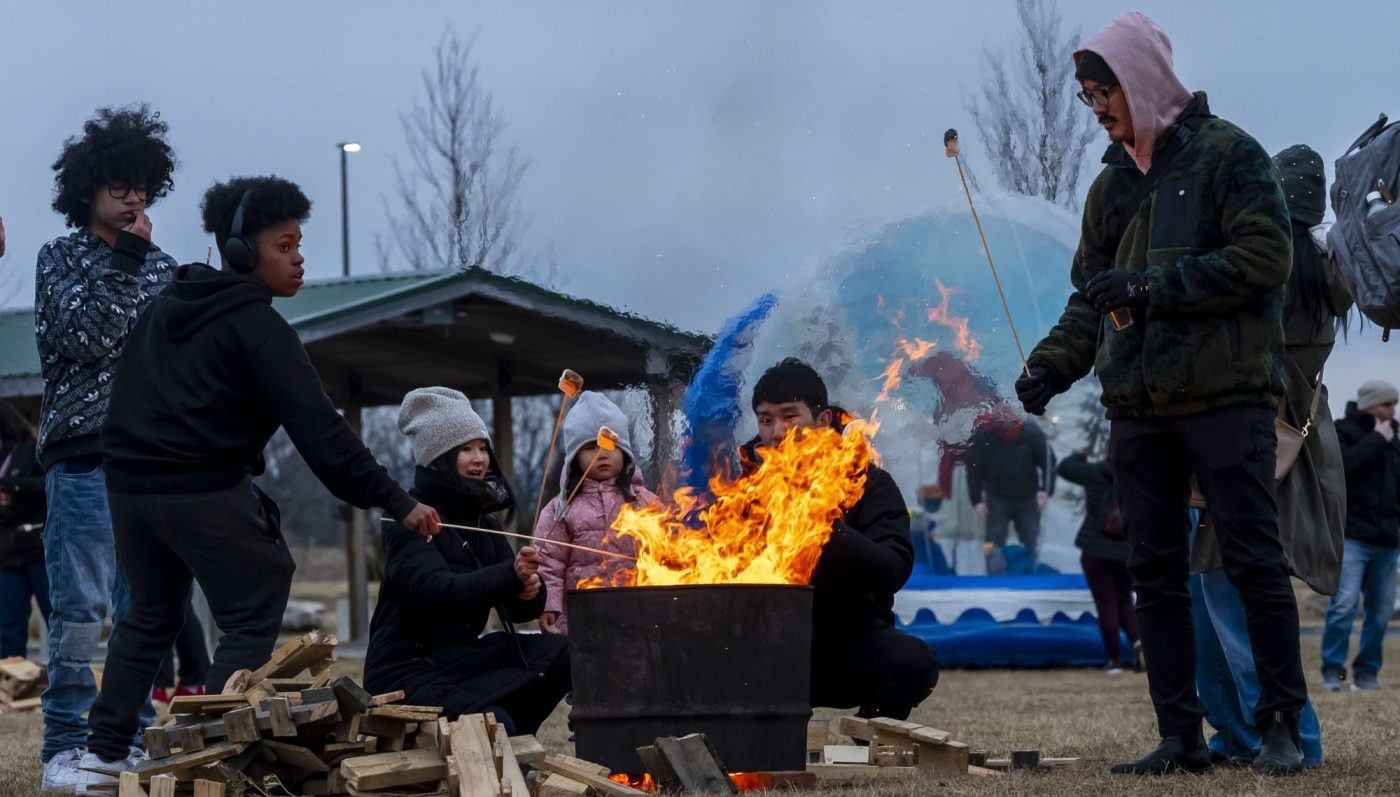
top-left (967, 765), bottom-right (1004, 778)
top-left (653, 733), bottom-right (737, 795)
top-left (915, 739), bottom-right (969, 776)
top-left (192, 780), bottom-right (226, 797)
top-left (367, 705), bottom-right (444, 722)
top-left (222, 706), bottom-right (258, 743)
top-left (507, 735), bottom-right (545, 765)
top-left (263, 739), bottom-right (331, 772)
top-left (548, 754), bottom-right (608, 778)
top-left (148, 774), bottom-right (177, 797)
top-left (249, 631), bottom-right (337, 681)
top-left (537, 773), bottom-right (589, 797)
top-left (450, 714), bottom-right (502, 797)
top-left (264, 696), bottom-right (297, 736)
top-left (118, 771), bottom-right (147, 797)
top-left (330, 676), bottom-right (373, 716)
top-left (542, 755), bottom-right (655, 797)
top-left (220, 670), bottom-right (253, 695)
top-left (341, 749), bottom-right (448, 791)
top-left (167, 694), bottom-right (248, 715)
top-left (1041, 757), bottom-right (1082, 768)
top-left (494, 725), bottom-right (530, 797)
top-left (370, 690), bottom-right (407, 707)
top-left (143, 727), bottom-right (171, 758)
top-left (87, 742), bottom-right (249, 778)
top-left (806, 764), bottom-right (919, 782)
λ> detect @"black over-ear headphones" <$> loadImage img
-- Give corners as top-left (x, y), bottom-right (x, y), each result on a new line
top-left (223, 190), bottom-right (256, 273)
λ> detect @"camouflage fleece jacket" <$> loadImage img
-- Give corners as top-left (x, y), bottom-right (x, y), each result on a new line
top-left (1028, 93), bottom-right (1291, 419)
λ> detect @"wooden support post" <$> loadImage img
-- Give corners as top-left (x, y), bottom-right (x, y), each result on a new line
top-left (343, 374), bottom-right (369, 642)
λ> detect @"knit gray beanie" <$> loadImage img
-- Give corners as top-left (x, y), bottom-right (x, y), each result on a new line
top-left (1357, 380), bottom-right (1399, 411)
top-left (397, 387), bottom-right (491, 467)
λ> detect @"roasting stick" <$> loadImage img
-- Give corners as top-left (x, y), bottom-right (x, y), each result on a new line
top-left (379, 517), bottom-right (636, 561)
top-left (531, 369), bottom-right (585, 530)
top-left (562, 427), bottom-right (621, 512)
top-left (943, 128), bottom-right (1031, 377)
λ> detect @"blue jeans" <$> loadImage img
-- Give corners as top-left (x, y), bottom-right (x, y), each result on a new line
top-left (1321, 538), bottom-right (1399, 679)
top-left (41, 460), bottom-right (153, 762)
top-left (0, 559), bottom-right (51, 657)
top-left (1191, 568), bottom-right (1323, 766)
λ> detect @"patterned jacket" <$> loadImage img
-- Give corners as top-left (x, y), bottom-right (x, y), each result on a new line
top-left (1028, 93), bottom-right (1291, 419)
top-left (34, 230), bottom-right (176, 466)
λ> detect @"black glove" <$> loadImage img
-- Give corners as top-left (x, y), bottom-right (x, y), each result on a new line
top-left (1085, 269), bottom-right (1150, 312)
top-left (1015, 366), bottom-right (1058, 416)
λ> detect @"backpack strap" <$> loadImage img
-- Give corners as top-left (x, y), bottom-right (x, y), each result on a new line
top-left (1343, 113), bottom-right (1390, 156)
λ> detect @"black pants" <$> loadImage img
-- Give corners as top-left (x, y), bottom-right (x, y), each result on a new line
top-left (486, 644), bottom-right (572, 736)
top-left (88, 480), bottom-right (295, 762)
top-left (1110, 405), bottom-right (1307, 737)
top-left (985, 494), bottom-right (1042, 555)
top-left (154, 599), bottom-right (211, 690)
top-left (1081, 553), bottom-right (1138, 662)
top-left (810, 626), bottom-right (938, 720)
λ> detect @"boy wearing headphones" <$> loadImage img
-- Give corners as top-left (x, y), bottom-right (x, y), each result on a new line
top-left (79, 176), bottom-right (440, 785)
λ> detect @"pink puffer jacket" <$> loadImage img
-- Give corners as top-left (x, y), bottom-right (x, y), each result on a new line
top-left (532, 470), bottom-right (659, 634)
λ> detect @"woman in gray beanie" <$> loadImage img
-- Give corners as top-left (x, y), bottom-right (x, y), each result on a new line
top-left (364, 388), bottom-right (570, 734)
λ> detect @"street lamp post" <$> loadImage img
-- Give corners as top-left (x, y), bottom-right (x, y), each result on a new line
top-left (337, 142), bottom-right (361, 277)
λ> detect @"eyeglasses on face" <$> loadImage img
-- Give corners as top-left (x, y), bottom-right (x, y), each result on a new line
top-left (106, 183), bottom-right (150, 201)
top-left (1076, 85), bottom-right (1119, 108)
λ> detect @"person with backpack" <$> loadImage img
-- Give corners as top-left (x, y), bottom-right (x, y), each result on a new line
top-left (1013, 12), bottom-right (1308, 776)
top-left (1058, 449), bottom-right (1139, 674)
top-left (1320, 380), bottom-right (1400, 692)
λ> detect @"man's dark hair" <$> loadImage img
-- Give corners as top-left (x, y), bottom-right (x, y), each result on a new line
top-left (200, 176), bottom-right (312, 252)
top-left (752, 357), bottom-right (829, 414)
top-left (51, 104), bottom-right (177, 228)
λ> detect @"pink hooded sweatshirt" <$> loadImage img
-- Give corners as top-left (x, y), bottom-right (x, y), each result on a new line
top-left (532, 391), bottom-right (659, 634)
top-left (1076, 12), bottom-right (1194, 174)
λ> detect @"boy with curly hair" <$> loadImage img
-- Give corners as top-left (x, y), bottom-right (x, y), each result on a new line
top-left (78, 176), bottom-right (439, 788)
top-left (36, 104), bottom-right (175, 791)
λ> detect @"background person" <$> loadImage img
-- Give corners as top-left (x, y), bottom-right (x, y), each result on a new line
top-left (0, 405), bottom-right (49, 659)
top-left (966, 404), bottom-right (1051, 573)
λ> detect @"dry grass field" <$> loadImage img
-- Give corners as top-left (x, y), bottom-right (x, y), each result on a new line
top-left (2, 635), bottom-right (1398, 797)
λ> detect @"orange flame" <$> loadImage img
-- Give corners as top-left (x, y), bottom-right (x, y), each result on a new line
top-left (873, 337), bottom-right (937, 404)
top-left (927, 279), bottom-right (982, 361)
top-left (582, 419), bottom-right (878, 587)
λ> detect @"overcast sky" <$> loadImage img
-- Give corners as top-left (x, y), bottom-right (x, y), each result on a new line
top-left (2, 0), bottom-right (1397, 411)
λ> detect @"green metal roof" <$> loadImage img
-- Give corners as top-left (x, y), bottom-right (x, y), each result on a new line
top-left (0, 267), bottom-right (709, 399)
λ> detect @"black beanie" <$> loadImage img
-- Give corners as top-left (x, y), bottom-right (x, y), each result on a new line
top-left (1272, 145), bottom-right (1326, 227)
top-left (1074, 50), bottom-right (1118, 86)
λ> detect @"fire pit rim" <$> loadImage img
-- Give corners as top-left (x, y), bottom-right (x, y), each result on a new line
top-left (566, 583), bottom-right (816, 596)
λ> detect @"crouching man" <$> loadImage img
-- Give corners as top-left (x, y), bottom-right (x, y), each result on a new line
top-left (744, 358), bottom-right (938, 719)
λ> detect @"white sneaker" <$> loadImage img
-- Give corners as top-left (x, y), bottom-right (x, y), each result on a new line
top-left (41, 749), bottom-right (84, 794)
top-left (76, 751), bottom-right (125, 793)
top-left (125, 746), bottom-right (149, 768)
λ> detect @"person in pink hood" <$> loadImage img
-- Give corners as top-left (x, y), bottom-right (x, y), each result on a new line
top-left (533, 392), bottom-right (659, 634)
top-left (1015, 12), bottom-right (1306, 778)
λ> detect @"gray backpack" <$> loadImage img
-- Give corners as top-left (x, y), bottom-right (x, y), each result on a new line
top-left (1328, 114), bottom-right (1400, 336)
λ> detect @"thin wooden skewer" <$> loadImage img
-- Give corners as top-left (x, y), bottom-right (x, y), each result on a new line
top-left (562, 448), bottom-right (603, 510)
top-left (379, 517), bottom-right (636, 561)
top-left (530, 397), bottom-right (570, 530)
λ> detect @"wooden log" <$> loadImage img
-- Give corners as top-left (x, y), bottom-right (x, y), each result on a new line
top-left (119, 771), bottom-right (148, 797)
top-left (494, 725), bottom-right (530, 797)
top-left (450, 715), bottom-right (502, 797)
top-left (341, 749), bottom-right (448, 790)
top-left (143, 727), bottom-right (171, 759)
top-left (370, 690), bottom-right (407, 707)
top-left (330, 675), bottom-right (373, 716)
top-left (264, 697), bottom-right (296, 737)
top-left (537, 773), bottom-right (589, 797)
top-left (148, 774), bottom-right (177, 797)
top-left (507, 735), bottom-right (545, 766)
top-left (806, 764), bottom-right (918, 782)
top-left (193, 780), bottom-right (226, 797)
top-left (541, 756), bottom-right (651, 797)
top-left (222, 706), bottom-right (259, 743)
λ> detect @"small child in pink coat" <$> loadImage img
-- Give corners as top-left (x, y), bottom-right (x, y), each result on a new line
top-left (533, 392), bottom-right (659, 634)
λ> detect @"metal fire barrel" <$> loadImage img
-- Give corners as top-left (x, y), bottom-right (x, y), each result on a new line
top-left (567, 584), bottom-right (813, 773)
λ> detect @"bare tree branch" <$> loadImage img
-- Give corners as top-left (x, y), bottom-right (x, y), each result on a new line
top-left (963, 0), bottom-right (1099, 208)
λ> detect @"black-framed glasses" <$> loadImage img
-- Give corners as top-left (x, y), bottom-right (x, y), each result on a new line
top-left (106, 183), bottom-right (150, 201)
top-left (1075, 85), bottom-right (1118, 108)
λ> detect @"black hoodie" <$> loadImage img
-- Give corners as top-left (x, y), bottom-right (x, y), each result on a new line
top-left (101, 264), bottom-right (417, 521)
top-left (1335, 401), bottom-right (1400, 548)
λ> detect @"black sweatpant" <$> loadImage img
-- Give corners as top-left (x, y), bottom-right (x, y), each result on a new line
top-left (810, 626), bottom-right (938, 720)
top-left (1109, 405), bottom-right (1307, 738)
top-left (1081, 553), bottom-right (1138, 663)
top-left (154, 599), bottom-right (211, 690)
top-left (88, 479), bottom-right (295, 762)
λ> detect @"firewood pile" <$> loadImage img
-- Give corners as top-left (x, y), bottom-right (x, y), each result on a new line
top-left (83, 631), bottom-right (542, 796)
top-left (804, 716), bottom-right (1076, 780)
top-left (0, 656), bottom-right (46, 712)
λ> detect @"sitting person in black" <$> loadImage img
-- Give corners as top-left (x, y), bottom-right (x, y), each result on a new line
top-left (365, 387), bottom-right (569, 735)
top-left (744, 358), bottom-right (938, 719)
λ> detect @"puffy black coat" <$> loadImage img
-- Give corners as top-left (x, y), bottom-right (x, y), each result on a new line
top-left (1057, 453), bottom-right (1129, 563)
top-left (1334, 403), bottom-right (1400, 548)
top-left (363, 466), bottom-right (567, 715)
top-left (0, 438), bottom-right (46, 569)
top-left (965, 419), bottom-right (1051, 503)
